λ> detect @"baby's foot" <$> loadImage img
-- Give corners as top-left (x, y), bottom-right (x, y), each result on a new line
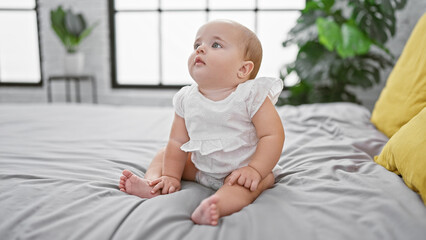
top-left (119, 170), bottom-right (159, 199)
top-left (191, 194), bottom-right (220, 226)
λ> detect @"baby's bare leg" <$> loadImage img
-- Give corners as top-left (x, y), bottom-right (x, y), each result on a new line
top-left (147, 148), bottom-right (196, 181)
top-left (144, 148), bottom-right (166, 180)
top-left (191, 172), bottom-right (275, 225)
top-left (118, 148), bottom-right (165, 198)
top-left (119, 148), bottom-right (195, 198)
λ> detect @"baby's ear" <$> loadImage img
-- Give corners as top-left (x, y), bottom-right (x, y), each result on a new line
top-left (237, 61), bottom-right (254, 79)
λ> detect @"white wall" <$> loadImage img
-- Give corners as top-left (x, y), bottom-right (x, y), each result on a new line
top-left (0, 0), bottom-right (425, 109)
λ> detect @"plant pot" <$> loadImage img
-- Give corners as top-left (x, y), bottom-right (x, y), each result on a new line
top-left (64, 52), bottom-right (84, 75)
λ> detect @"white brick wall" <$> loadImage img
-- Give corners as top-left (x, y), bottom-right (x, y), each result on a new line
top-left (0, 0), bottom-right (176, 106)
top-left (0, 0), bottom-right (425, 109)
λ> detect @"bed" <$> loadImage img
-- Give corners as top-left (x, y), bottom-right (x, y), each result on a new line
top-left (2, 11), bottom-right (426, 240)
top-left (1, 102), bottom-right (425, 240)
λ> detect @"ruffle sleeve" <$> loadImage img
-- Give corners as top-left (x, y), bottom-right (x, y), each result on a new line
top-left (247, 77), bottom-right (283, 118)
top-left (172, 85), bottom-right (192, 117)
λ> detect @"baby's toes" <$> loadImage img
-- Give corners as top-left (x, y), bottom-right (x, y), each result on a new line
top-left (119, 178), bottom-right (127, 189)
top-left (210, 205), bottom-right (219, 224)
top-left (122, 169), bottom-right (133, 178)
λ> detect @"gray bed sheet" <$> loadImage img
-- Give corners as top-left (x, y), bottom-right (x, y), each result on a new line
top-left (0, 103), bottom-right (425, 240)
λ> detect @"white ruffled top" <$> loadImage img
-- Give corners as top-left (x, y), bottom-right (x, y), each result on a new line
top-left (173, 77), bottom-right (283, 178)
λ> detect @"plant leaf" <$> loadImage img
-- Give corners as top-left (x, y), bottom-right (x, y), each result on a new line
top-left (351, 0), bottom-right (404, 44)
top-left (50, 7), bottom-right (69, 46)
top-left (77, 14), bottom-right (87, 31)
top-left (283, 10), bottom-right (324, 47)
top-left (65, 10), bottom-right (84, 36)
top-left (285, 80), bottom-right (314, 105)
top-left (50, 5), bottom-right (98, 52)
top-left (50, 6), bottom-right (65, 28)
top-left (294, 42), bottom-right (337, 84)
top-left (78, 24), bottom-right (96, 42)
top-left (317, 17), bottom-right (341, 51)
top-left (279, 0), bottom-right (406, 106)
top-left (337, 22), bottom-right (371, 58)
top-left (392, 0), bottom-right (407, 9)
top-left (303, 0), bottom-right (335, 13)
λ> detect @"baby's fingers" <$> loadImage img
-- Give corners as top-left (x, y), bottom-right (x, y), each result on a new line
top-left (250, 180), bottom-right (259, 192)
top-left (244, 179), bottom-right (252, 189)
top-left (237, 175), bottom-right (246, 186)
top-left (168, 186), bottom-right (176, 194)
top-left (151, 181), bottom-right (164, 194)
top-left (227, 171), bottom-right (241, 186)
top-left (149, 178), bottom-right (161, 186)
top-left (162, 184), bottom-right (173, 194)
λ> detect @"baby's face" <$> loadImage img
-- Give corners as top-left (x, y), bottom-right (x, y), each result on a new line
top-left (188, 21), bottom-right (246, 89)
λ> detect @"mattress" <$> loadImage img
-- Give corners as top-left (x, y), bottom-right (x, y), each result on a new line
top-left (1, 103), bottom-right (425, 240)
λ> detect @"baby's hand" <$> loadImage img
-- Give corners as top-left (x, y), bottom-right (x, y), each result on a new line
top-left (149, 176), bottom-right (181, 194)
top-left (227, 166), bottom-right (262, 192)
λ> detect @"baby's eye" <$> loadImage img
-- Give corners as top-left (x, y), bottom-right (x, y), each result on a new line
top-left (212, 42), bottom-right (222, 48)
top-left (194, 43), bottom-right (200, 50)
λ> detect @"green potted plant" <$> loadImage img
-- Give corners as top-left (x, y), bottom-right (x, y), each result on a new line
top-left (50, 6), bottom-right (98, 75)
top-left (279, 0), bottom-right (407, 105)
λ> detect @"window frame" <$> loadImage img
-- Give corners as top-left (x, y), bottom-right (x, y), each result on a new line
top-left (0, 0), bottom-right (43, 87)
top-left (109, 0), bottom-right (304, 89)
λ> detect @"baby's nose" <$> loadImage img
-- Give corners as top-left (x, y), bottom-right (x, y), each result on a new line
top-left (196, 44), bottom-right (206, 54)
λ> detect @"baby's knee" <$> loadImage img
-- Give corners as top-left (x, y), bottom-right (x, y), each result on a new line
top-left (158, 147), bottom-right (166, 154)
top-left (153, 148), bottom-right (166, 159)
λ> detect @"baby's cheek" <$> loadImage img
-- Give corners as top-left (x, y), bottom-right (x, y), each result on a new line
top-left (188, 53), bottom-right (195, 67)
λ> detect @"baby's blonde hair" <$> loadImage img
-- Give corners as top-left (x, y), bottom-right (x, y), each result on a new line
top-left (231, 21), bottom-right (263, 79)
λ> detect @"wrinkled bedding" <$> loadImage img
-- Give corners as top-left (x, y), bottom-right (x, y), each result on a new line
top-left (0, 103), bottom-right (425, 240)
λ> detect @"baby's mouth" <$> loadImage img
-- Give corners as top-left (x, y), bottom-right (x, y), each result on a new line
top-left (195, 56), bottom-right (205, 65)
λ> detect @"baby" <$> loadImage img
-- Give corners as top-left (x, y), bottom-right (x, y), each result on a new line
top-left (119, 19), bottom-right (285, 226)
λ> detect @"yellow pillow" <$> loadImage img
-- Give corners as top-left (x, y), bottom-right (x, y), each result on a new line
top-left (371, 13), bottom-right (426, 138)
top-left (374, 107), bottom-right (426, 204)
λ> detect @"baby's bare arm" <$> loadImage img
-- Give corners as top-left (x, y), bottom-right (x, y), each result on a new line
top-left (152, 113), bottom-right (189, 194)
top-left (227, 97), bottom-right (284, 191)
top-left (249, 97), bottom-right (285, 179)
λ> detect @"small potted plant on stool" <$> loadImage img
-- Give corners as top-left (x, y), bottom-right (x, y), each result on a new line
top-left (50, 6), bottom-right (98, 75)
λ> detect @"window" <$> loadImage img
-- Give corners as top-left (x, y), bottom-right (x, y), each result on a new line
top-left (110, 0), bottom-right (304, 88)
top-left (0, 0), bottom-right (42, 86)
